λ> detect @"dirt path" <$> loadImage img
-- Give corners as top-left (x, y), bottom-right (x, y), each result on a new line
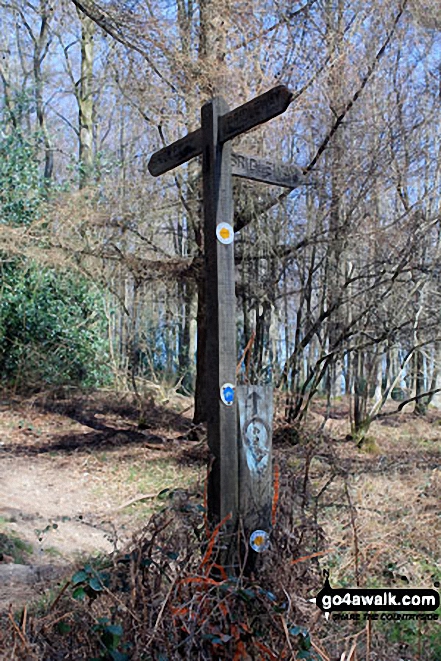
top-left (0, 393), bottom-right (197, 613)
top-left (0, 455), bottom-right (114, 613)
top-left (0, 454), bottom-right (116, 555)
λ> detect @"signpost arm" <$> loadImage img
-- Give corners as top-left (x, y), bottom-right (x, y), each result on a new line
top-left (201, 97), bottom-right (238, 542)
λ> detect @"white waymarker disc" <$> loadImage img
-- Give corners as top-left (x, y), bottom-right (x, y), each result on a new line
top-left (220, 383), bottom-right (235, 406)
top-left (250, 530), bottom-right (270, 553)
top-left (216, 222), bottom-right (234, 245)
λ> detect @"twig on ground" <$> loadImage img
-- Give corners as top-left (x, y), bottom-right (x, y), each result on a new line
top-left (8, 606), bottom-right (36, 659)
top-left (145, 571), bottom-right (181, 648)
top-left (344, 481), bottom-right (360, 586)
top-left (311, 638), bottom-right (331, 661)
top-left (115, 492), bottom-right (157, 510)
top-left (48, 580), bottom-right (71, 613)
top-left (281, 615), bottom-right (295, 657)
top-left (366, 616), bottom-right (371, 661)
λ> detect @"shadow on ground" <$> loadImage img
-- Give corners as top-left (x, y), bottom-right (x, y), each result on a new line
top-left (0, 391), bottom-right (196, 456)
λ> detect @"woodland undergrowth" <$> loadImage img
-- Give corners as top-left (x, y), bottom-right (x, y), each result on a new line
top-left (1, 429), bottom-right (436, 660)
top-left (0, 448), bottom-right (330, 660)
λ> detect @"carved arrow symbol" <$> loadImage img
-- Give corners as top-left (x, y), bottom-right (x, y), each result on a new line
top-left (248, 390), bottom-right (261, 415)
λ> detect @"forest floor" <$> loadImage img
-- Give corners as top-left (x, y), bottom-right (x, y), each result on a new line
top-left (0, 390), bottom-right (202, 613)
top-left (0, 390), bottom-right (440, 659)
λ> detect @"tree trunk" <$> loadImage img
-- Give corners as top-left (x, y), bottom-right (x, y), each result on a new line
top-left (414, 349), bottom-right (428, 416)
top-left (32, 8), bottom-right (53, 182)
top-left (428, 341), bottom-right (441, 408)
top-left (178, 281), bottom-right (196, 392)
top-left (373, 350), bottom-right (383, 402)
top-left (76, 9), bottom-right (95, 188)
top-left (193, 276), bottom-right (207, 423)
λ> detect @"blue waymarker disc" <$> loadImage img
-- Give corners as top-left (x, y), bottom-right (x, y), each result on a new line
top-left (220, 383), bottom-right (235, 406)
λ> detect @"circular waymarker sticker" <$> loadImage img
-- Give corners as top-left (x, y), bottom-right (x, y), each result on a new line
top-left (250, 530), bottom-right (270, 553)
top-left (216, 222), bottom-right (234, 245)
top-left (220, 383), bottom-right (235, 406)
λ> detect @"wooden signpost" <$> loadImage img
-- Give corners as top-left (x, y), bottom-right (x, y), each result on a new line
top-left (231, 152), bottom-right (305, 188)
top-left (148, 86), bottom-right (293, 177)
top-left (148, 85), bottom-right (304, 566)
top-left (237, 385), bottom-right (273, 543)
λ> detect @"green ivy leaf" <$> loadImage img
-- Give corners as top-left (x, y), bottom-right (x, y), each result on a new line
top-left (102, 623), bottom-right (123, 651)
top-left (237, 588), bottom-right (255, 602)
top-left (290, 625), bottom-right (304, 636)
top-left (88, 576), bottom-right (103, 592)
top-left (72, 586), bottom-right (86, 601)
top-left (299, 632), bottom-right (312, 650)
top-left (72, 570), bottom-right (88, 585)
top-left (110, 652), bottom-right (129, 661)
top-left (56, 621), bottom-right (71, 635)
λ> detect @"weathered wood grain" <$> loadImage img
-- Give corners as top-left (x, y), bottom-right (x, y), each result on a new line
top-left (237, 385), bottom-right (273, 538)
top-left (148, 85), bottom-right (293, 176)
top-left (202, 98), bottom-right (238, 534)
top-left (148, 128), bottom-right (202, 176)
top-left (232, 151), bottom-right (304, 188)
top-left (148, 87), bottom-right (296, 566)
top-left (219, 85), bottom-right (292, 144)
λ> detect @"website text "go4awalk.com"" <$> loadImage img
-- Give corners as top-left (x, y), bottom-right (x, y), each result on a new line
top-left (315, 587), bottom-right (439, 622)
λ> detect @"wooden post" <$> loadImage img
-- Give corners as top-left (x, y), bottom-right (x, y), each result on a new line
top-left (148, 85), bottom-right (306, 568)
top-left (201, 98), bottom-right (238, 548)
top-left (237, 385), bottom-right (273, 561)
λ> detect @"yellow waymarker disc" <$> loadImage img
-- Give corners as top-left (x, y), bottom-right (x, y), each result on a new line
top-left (216, 222), bottom-right (234, 245)
top-left (250, 529), bottom-right (270, 553)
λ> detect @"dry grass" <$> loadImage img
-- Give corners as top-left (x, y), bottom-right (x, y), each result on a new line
top-left (0, 486), bottom-right (327, 660)
top-left (286, 404), bottom-right (441, 660)
top-left (1, 394), bottom-right (440, 659)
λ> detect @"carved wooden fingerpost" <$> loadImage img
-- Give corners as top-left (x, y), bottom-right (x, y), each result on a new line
top-left (148, 85), bottom-right (305, 567)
